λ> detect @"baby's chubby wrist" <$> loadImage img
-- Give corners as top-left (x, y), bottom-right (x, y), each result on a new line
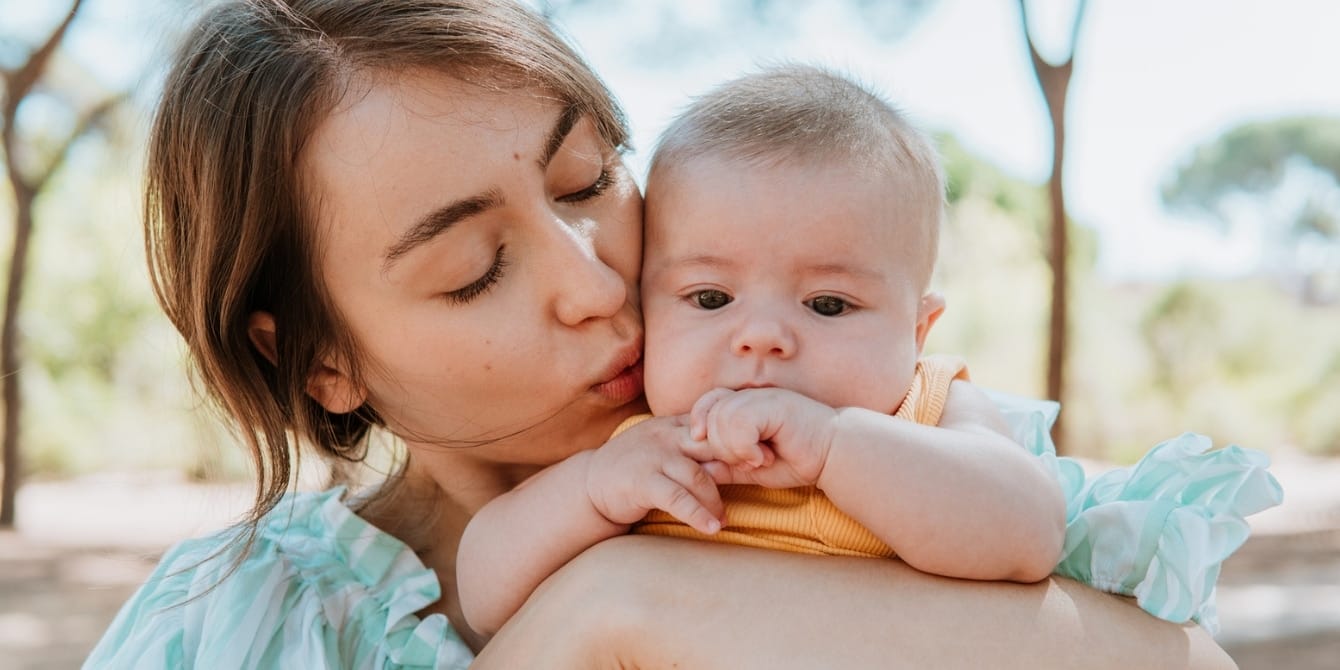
top-left (814, 406), bottom-right (890, 493)
top-left (572, 448), bottom-right (637, 533)
top-left (579, 415), bottom-right (707, 530)
top-left (767, 390), bottom-right (842, 488)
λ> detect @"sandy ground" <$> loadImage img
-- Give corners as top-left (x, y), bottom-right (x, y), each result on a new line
top-left (4, 450), bottom-right (1339, 669)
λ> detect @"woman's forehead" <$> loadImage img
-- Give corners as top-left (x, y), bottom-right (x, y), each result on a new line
top-left (311, 70), bottom-right (558, 162)
top-left (298, 70), bottom-right (602, 281)
top-left (302, 72), bottom-right (558, 213)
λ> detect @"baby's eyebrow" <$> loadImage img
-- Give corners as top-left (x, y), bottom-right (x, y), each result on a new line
top-left (800, 263), bottom-right (885, 282)
top-left (662, 253), bottom-right (735, 270)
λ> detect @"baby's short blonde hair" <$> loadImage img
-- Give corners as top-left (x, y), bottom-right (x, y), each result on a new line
top-left (648, 64), bottom-right (944, 287)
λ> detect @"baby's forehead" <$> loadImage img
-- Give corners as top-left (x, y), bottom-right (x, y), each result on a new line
top-left (649, 153), bottom-right (927, 230)
top-left (644, 153), bottom-right (937, 287)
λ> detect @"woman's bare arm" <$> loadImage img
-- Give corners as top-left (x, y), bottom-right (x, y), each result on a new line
top-left (475, 535), bottom-right (1236, 670)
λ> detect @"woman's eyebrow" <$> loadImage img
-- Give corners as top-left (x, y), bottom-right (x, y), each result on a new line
top-left (380, 107), bottom-right (578, 272)
top-left (539, 105), bottom-right (582, 170)
top-left (382, 190), bottom-right (503, 271)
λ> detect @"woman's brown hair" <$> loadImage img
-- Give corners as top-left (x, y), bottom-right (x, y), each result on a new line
top-left (146, 0), bottom-right (628, 533)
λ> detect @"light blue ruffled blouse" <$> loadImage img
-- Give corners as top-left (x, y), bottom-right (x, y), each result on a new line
top-left (86, 394), bottom-right (1281, 667)
top-left (988, 390), bottom-right (1283, 633)
top-left (84, 487), bottom-right (474, 669)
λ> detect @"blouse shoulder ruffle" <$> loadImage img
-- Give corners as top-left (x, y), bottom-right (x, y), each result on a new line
top-left (986, 390), bottom-right (1283, 633)
top-left (84, 487), bottom-right (473, 669)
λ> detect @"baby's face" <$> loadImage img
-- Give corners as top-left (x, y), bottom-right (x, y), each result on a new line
top-left (641, 155), bottom-right (942, 416)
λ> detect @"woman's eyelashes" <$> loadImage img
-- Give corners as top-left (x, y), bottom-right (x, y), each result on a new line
top-left (439, 164), bottom-right (610, 307)
top-left (556, 166), bottom-right (613, 203)
top-left (445, 246), bottom-right (508, 305)
top-left (442, 165), bottom-right (608, 307)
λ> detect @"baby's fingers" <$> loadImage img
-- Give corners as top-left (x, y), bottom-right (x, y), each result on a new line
top-left (689, 388), bottom-right (735, 441)
top-left (697, 460), bottom-right (765, 487)
top-left (650, 458), bottom-right (725, 535)
top-left (704, 405), bottom-right (773, 469)
top-left (676, 430), bottom-right (771, 470)
top-left (699, 460), bottom-right (734, 485)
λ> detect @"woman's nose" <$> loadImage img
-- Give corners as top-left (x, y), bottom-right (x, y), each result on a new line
top-left (547, 221), bottom-right (627, 326)
top-left (730, 312), bottom-right (796, 359)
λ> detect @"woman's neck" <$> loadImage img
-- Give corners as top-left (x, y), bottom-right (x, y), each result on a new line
top-left (358, 451), bottom-right (543, 652)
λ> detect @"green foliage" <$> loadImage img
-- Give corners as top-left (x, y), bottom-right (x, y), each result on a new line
top-left (1163, 116), bottom-right (1340, 250)
top-left (6, 114), bottom-right (250, 481)
top-left (1163, 117), bottom-right (1340, 213)
top-left (931, 143), bottom-right (1049, 395)
top-left (940, 134), bottom-right (1041, 214)
top-left (1139, 282), bottom-right (1222, 397)
top-left (931, 139), bottom-right (1340, 461)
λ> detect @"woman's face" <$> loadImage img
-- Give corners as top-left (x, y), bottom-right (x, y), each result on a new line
top-left (301, 70), bottom-right (645, 467)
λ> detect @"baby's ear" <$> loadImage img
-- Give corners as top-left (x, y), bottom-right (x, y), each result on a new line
top-left (248, 311), bottom-right (367, 414)
top-left (914, 292), bottom-right (946, 353)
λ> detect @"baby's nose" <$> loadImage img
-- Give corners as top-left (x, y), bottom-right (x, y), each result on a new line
top-left (730, 317), bottom-right (796, 359)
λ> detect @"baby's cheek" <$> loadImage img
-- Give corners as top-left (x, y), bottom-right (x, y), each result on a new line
top-left (829, 358), bottom-right (914, 414)
top-left (643, 307), bottom-right (723, 416)
top-left (643, 348), bottom-right (697, 416)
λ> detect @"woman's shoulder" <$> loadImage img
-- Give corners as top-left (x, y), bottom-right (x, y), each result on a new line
top-left (84, 487), bottom-right (474, 669)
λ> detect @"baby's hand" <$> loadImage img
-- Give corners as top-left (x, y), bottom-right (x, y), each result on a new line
top-left (584, 415), bottom-right (729, 535)
top-left (689, 388), bottom-right (838, 489)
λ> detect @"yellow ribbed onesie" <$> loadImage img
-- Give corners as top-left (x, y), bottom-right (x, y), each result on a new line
top-left (618, 355), bottom-right (968, 558)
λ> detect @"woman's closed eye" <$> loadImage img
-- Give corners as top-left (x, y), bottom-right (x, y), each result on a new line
top-left (445, 246), bottom-right (508, 305)
top-left (689, 289), bottom-right (732, 310)
top-left (806, 295), bottom-right (852, 317)
top-left (557, 167), bottom-right (613, 203)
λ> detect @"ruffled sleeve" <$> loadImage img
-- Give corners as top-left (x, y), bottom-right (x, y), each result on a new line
top-left (84, 488), bottom-right (474, 669)
top-left (985, 390), bottom-right (1283, 633)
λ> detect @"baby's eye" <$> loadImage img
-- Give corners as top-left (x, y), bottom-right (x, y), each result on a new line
top-left (690, 289), bottom-right (733, 310)
top-left (807, 296), bottom-right (850, 317)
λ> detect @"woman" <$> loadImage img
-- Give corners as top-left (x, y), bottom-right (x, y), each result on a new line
top-left (89, 0), bottom-right (1235, 667)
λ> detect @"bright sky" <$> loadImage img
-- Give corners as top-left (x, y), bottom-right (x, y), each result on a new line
top-left (6, 0), bottom-right (1339, 280)
top-left (555, 0), bottom-right (1340, 280)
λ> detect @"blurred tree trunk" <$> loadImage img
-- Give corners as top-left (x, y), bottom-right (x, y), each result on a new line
top-left (1018, 0), bottom-right (1087, 443)
top-left (1, 0), bottom-right (97, 527)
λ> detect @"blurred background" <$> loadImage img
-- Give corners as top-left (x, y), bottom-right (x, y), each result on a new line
top-left (0, 0), bottom-right (1337, 667)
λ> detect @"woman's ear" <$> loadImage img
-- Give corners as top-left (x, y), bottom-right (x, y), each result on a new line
top-left (247, 311), bottom-right (367, 414)
top-left (248, 312), bottom-right (280, 365)
top-left (914, 292), bottom-right (946, 353)
top-left (306, 361), bottom-right (368, 415)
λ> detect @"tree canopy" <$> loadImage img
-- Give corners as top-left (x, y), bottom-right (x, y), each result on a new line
top-left (1162, 116), bottom-right (1340, 242)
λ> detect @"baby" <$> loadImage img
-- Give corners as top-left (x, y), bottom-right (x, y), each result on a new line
top-left (457, 64), bottom-right (1068, 635)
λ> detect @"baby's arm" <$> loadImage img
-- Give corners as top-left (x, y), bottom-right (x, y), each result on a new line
top-left (696, 383), bottom-right (1065, 582)
top-left (457, 416), bottom-right (727, 635)
top-left (820, 380), bottom-right (1065, 581)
